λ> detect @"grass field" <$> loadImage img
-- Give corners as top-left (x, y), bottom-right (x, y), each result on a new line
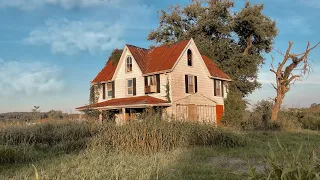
top-left (1, 121), bottom-right (320, 179)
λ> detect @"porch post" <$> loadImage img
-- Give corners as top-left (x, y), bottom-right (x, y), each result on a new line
top-left (122, 108), bottom-right (126, 121)
top-left (99, 110), bottom-right (103, 124)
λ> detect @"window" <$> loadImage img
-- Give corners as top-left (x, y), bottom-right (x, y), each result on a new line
top-left (145, 75), bottom-right (160, 94)
top-left (188, 75), bottom-right (194, 93)
top-left (187, 49), bottom-right (192, 66)
top-left (185, 75), bottom-right (197, 94)
top-left (107, 83), bottom-right (113, 98)
top-left (126, 56), bottom-right (132, 72)
top-left (214, 80), bottom-right (221, 96)
top-left (148, 75), bottom-right (156, 86)
top-left (127, 79), bottom-right (133, 95)
top-left (102, 83), bottom-right (106, 99)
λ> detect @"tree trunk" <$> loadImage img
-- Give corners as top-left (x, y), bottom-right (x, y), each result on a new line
top-left (271, 95), bottom-right (283, 121)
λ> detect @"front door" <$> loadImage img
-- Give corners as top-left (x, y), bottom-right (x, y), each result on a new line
top-left (188, 104), bottom-right (198, 121)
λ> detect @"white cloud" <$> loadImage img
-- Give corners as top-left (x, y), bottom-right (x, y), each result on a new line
top-left (0, 0), bottom-right (131, 10)
top-left (0, 59), bottom-right (65, 96)
top-left (25, 19), bottom-right (124, 55)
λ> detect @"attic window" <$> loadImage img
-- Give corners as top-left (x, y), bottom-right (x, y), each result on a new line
top-left (187, 49), bottom-right (192, 66)
top-left (126, 56), bottom-right (132, 72)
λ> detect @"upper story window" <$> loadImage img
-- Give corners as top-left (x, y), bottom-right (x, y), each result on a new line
top-left (214, 79), bottom-right (222, 97)
top-left (185, 75), bottom-right (197, 94)
top-left (145, 75), bottom-right (160, 94)
top-left (127, 78), bottom-right (136, 96)
top-left (126, 56), bottom-right (132, 72)
top-left (187, 49), bottom-right (192, 66)
top-left (127, 79), bottom-right (133, 95)
top-left (148, 76), bottom-right (156, 86)
top-left (107, 83), bottom-right (113, 98)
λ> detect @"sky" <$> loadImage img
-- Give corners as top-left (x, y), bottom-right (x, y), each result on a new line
top-left (0, 0), bottom-right (319, 113)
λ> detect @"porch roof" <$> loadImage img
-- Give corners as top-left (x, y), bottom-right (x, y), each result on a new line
top-left (76, 96), bottom-right (170, 110)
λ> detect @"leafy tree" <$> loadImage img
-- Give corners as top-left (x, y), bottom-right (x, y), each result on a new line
top-left (108, 49), bottom-right (123, 64)
top-left (148, 0), bottom-right (278, 96)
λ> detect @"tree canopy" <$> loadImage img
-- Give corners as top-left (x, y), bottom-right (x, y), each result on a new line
top-left (148, 0), bottom-right (278, 96)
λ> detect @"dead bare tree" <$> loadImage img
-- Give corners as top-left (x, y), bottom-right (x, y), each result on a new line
top-left (270, 41), bottom-right (320, 121)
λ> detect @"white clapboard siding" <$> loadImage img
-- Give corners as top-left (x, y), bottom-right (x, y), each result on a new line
top-left (170, 40), bottom-right (225, 105)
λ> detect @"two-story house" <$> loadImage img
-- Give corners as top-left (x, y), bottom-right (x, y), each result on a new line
top-left (76, 38), bottom-right (231, 125)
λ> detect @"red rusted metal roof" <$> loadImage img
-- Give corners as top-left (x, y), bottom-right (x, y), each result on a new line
top-left (76, 96), bottom-right (169, 110)
top-left (202, 55), bottom-right (231, 80)
top-left (127, 39), bottom-right (190, 73)
top-left (91, 59), bottom-right (118, 83)
top-left (91, 39), bottom-right (231, 83)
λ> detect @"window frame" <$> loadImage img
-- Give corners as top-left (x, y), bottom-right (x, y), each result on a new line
top-left (127, 78), bottom-right (133, 95)
top-left (107, 82), bottom-right (113, 98)
top-left (187, 75), bottom-right (195, 94)
top-left (126, 56), bottom-right (133, 73)
top-left (147, 75), bottom-right (156, 86)
top-left (214, 79), bottom-right (222, 97)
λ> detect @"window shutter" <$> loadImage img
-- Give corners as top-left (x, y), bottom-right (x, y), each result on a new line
top-left (221, 81), bottom-right (224, 98)
top-left (112, 81), bottom-right (115, 98)
top-left (144, 76), bottom-right (148, 86)
top-left (194, 76), bottom-right (198, 93)
top-left (102, 83), bottom-right (106, 99)
top-left (133, 78), bottom-right (136, 96)
top-left (185, 75), bottom-right (189, 93)
top-left (156, 74), bottom-right (160, 93)
top-left (214, 80), bottom-right (216, 96)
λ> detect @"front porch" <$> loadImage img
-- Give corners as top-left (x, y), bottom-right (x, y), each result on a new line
top-left (76, 96), bottom-right (171, 124)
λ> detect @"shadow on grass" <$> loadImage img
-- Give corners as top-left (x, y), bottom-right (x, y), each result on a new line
top-left (150, 131), bottom-right (320, 180)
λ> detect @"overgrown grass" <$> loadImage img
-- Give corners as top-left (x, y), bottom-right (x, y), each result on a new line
top-left (91, 120), bottom-right (246, 154)
top-left (0, 118), bottom-right (319, 179)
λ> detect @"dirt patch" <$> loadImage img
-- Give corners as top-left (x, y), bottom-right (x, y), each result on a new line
top-left (208, 156), bottom-right (266, 174)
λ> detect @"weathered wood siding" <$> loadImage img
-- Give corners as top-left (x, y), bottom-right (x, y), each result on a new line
top-left (166, 93), bottom-right (217, 123)
top-left (170, 40), bottom-right (225, 105)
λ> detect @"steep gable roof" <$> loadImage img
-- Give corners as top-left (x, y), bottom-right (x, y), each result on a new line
top-left (92, 59), bottom-right (118, 83)
top-left (92, 39), bottom-right (231, 83)
top-left (202, 55), bottom-right (231, 80)
top-left (127, 39), bottom-right (189, 74)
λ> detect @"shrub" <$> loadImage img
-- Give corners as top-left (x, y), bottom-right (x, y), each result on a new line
top-left (222, 89), bottom-right (247, 127)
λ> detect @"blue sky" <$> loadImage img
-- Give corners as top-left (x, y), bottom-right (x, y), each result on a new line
top-left (0, 0), bottom-right (319, 113)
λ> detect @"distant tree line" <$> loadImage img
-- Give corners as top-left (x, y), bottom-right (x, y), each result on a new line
top-left (0, 110), bottom-right (67, 122)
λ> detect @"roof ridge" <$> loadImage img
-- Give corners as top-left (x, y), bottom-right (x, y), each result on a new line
top-left (126, 44), bottom-right (148, 50)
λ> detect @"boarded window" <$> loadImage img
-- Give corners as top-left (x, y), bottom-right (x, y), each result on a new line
top-left (126, 56), bottom-right (132, 72)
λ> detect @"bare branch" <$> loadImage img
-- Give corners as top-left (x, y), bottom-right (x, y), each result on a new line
top-left (271, 83), bottom-right (277, 90)
top-left (243, 34), bottom-right (253, 56)
top-left (270, 69), bottom-right (277, 74)
top-left (288, 75), bottom-right (300, 83)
